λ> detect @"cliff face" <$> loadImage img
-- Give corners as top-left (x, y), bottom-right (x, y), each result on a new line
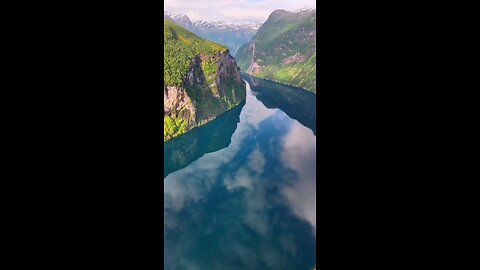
top-left (164, 19), bottom-right (246, 141)
top-left (164, 100), bottom-right (245, 178)
top-left (235, 9), bottom-right (316, 93)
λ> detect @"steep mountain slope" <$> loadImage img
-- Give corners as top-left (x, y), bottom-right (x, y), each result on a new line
top-left (235, 9), bottom-right (316, 92)
top-left (164, 11), bottom-right (193, 30)
top-left (164, 19), bottom-right (246, 141)
top-left (164, 11), bottom-right (261, 55)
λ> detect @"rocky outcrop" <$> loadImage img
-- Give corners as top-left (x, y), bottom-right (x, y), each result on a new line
top-left (164, 19), bottom-right (246, 141)
top-left (218, 53), bottom-right (242, 83)
top-left (164, 51), bottom-right (245, 141)
top-left (164, 85), bottom-right (196, 126)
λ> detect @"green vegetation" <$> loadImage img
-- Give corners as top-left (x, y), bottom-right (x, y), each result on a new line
top-left (164, 115), bottom-right (189, 140)
top-left (164, 19), bottom-right (227, 86)
top-left (235, 10), bottom-right (316, 92)
top-left (164, 19), bottom-right (246, 141)
top-left (259, 53), bottom-right (316, 91)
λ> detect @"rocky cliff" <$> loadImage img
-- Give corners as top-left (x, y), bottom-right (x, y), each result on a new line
top-left (164, 19), bottom-right (246, 141)
top-left (164, 100), bottom-right (245, 178)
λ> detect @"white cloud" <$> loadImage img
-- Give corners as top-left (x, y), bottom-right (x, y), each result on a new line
top-left (280, 121), bottom-right (317, 236)
top-left (164, 0), bottom-right (316, 23)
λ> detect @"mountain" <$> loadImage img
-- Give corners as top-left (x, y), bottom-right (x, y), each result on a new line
top-left (164, 11), bottom-right (261, 55)
top-left (192, 21), bottom-right (261, 55)
top-left (235, 9), bottom-right (316, 92)
top-left (164, 11), bottom-right (193, 30)
top-left (164, 19), bottom-right (246, 141)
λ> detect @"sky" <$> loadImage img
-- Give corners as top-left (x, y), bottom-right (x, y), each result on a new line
top-left (164, 0), bottom-right (316, 23)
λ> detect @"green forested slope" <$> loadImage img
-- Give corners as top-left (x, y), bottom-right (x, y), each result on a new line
top-left (164, 19), bottom-right (227, 86)
top-left (164, 19), bottom-right (246, 141)
top-left (235, 10), bottom-right (316, 92)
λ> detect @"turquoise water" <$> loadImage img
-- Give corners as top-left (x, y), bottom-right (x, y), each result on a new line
top-left (164, 75), bottom-right (316, 270)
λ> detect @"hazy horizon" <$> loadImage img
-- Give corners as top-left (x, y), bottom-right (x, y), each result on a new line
top-left (164, 0), bottom-right (316, 24)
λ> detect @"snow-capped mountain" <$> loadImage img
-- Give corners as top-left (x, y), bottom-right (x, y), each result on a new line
top-left (294, 8), bottom-right (315, 13)
top-left (164, 11), bottom-right (261, 32)
top-left (193, 20), bottom-right (261, 32)
top-left (164, 11), bottom-right (262, 54)
top-left (164, 11), bottom-right (193, 30)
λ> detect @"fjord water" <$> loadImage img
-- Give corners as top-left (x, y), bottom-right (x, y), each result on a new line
top-left (164, 74), bottom-right (316, 270)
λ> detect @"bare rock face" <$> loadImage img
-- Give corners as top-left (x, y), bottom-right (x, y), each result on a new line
top-left (217, 53), bottom-right (242, 82)
top-left (186, 56), bottom-right (206, 86)
top-left (164, 51), bottom-right (246, 141)
top-left (216, 52), bottom-right (243, 96)
top-left (164, 86), bottom-right (196, 125)
top-left (249, 62), bottom-right (263, 75)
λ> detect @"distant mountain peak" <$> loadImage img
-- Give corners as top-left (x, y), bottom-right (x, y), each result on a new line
top-left (165, 11), bottom-right (260, 28)
top-left (271, 8), bottom-right (315, 15)
top-left (164, 11), bottom-right (193, 29)
top-left (294, 8), bottom-right (315, 13)
top-left (164, 10), bottom-right (262, 54)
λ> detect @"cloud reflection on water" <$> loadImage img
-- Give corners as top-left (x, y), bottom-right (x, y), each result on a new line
top-left (280, 121), bottom-right (317, 236)
top-left (164, 81), bottom-right (275, 219)
top-left (164, 81), bottom-right (316, 270)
